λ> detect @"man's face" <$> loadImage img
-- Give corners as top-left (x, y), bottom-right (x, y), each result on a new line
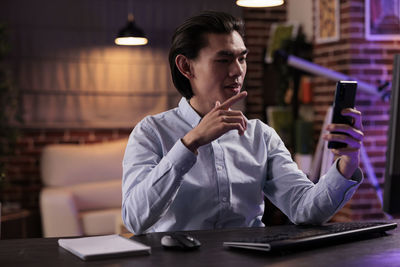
top-left (188, 31), bottom-right (247, 115)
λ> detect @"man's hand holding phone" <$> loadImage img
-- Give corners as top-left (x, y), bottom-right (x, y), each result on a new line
top-left (323, 81), bottom-right (364, 179)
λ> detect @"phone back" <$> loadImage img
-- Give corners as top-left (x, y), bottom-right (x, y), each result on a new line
top-left (328, 81), bottom-right (357, 149)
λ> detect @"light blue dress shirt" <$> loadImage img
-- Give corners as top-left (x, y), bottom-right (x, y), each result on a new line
top-left (122, 98), bottom-right (362, 234)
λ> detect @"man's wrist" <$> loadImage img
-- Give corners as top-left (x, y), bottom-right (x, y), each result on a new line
top-left (337, 157), bottom-right (356, 179)
top-left (181, 134), bottom-right (199, 154)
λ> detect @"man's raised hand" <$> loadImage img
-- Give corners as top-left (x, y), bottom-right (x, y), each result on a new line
top-left (182, 92), bottom-right (247, 153)
top-left (323, 108), bottom-right (364, 178)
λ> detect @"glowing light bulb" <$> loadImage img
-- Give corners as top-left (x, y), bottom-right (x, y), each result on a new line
top-left (236, 0), bottom-right (284, 8)
top-left (115, 37), bottom-right (148, 46)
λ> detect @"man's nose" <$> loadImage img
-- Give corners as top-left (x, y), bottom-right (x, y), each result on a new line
top-left (229, 59), bottom-right (245, 77)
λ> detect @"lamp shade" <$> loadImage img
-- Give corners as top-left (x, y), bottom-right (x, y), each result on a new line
top-left (236, 0), bottom-right (284, 7)
top-left (115, 14), bottom-right (148, 46)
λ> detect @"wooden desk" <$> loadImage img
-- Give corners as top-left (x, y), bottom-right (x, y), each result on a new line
top-left (1, 220), bottom-right (400, 267)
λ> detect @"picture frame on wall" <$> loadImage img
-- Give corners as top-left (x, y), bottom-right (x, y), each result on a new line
top-left (365, 0), bottom-right (400, 40)
top-left (265, 22), bottom-right (299, 63)
top-left (315, 0), bottom-right (340, 44)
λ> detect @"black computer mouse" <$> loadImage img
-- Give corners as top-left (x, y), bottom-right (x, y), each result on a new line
top-left (161, 233), bottom-right (201, 250)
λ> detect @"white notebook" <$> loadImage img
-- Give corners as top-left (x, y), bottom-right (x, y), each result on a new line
top-left (58, 234), bottom-right (151, 261)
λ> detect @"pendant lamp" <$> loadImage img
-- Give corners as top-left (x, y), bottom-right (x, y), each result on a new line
top-left (236, 0), bottom-right (284, 8)
top-left (115, 14), bottom-right (148, 46)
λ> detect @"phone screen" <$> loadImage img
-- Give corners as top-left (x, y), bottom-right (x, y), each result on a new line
top-left (327, 81), bottom-right (357, 149)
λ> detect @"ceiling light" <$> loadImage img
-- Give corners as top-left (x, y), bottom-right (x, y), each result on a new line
top-left (115, 14), bottom-right (148, 46)
top-left (236, 0), bottom-right (284, 8)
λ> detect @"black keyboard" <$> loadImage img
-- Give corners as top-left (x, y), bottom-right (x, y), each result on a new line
top-left (223, 221), bottom-right (397, 252)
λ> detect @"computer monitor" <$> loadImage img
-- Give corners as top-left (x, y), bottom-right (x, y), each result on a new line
top-left (383, 54), bottom-right (400, 216)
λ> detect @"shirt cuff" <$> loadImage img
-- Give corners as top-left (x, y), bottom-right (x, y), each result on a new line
top-left (334, 158), bottom-right (363, 183)
top-left (164, 139), bottom-right (197, 174)
top-left (326, 158), bottom-right (363, 190)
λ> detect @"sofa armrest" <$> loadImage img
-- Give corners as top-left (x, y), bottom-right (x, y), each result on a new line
top-left (40, 188), bottom-right (82, 237)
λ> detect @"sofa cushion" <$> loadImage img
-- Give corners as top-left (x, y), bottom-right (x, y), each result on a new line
top-left (41, 138), bottom-right (128, 187)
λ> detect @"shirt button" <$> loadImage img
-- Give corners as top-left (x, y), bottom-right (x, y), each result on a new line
top-left (217, 165), bottom-right (223, 171)
top-left (222, 197), bottom-right (227, 202)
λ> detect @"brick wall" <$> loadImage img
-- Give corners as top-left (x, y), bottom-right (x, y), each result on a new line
top-left (243, 5), bottom-right (287, 120)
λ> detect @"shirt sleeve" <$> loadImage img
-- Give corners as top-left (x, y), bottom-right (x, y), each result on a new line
top-left (262, 127), bottom-right (363, 225)
top-left (122, 119), bottom-right (197, 234)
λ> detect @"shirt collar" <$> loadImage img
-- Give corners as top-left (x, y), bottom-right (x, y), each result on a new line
top-left (178, 97), bottom-right (202, 128)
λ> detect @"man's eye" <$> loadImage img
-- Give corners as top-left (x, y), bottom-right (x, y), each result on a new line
top-left (239, 57), bottom-right (247, 63)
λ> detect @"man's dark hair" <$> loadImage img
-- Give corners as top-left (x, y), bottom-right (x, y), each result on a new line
top-left (168, 11), bottom-right (245, 99)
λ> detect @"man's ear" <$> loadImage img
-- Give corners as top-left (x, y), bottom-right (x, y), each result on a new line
top-left (175, 54), bottom-right (193, 80)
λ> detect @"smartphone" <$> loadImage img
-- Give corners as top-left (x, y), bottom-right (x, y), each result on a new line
top-left (327, 81), bottom-right (358, 149)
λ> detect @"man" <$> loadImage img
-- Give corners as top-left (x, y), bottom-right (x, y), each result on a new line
top-left (122, 11), bottom-right (364, 234)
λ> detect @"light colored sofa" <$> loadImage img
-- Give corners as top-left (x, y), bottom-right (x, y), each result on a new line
top-left (39, 138), bottom-right (128, 237)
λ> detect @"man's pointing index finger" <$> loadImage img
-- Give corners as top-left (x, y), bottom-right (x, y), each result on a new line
top-left (218, 91), bottom-right (247, 110)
